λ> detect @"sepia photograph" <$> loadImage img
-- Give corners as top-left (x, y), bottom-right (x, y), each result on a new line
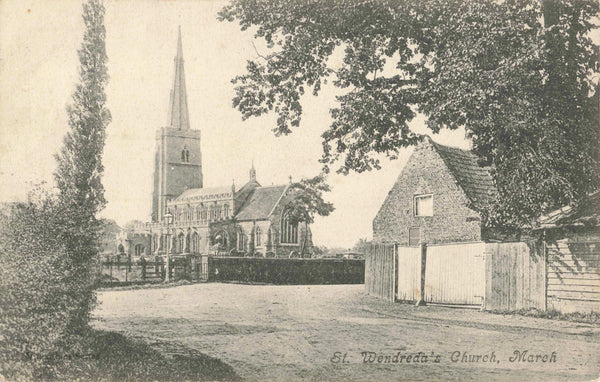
top-left (0, 0), bottom-right (599, 381)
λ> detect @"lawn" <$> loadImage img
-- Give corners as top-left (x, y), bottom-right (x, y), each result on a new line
top-left (24, 329), bottom-right (239, 382)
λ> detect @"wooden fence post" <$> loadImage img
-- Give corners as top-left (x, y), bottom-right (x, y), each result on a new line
top-left (416, 243), bottom-right (427, 306)
top-left (140, 257), bottom-right (146, 282)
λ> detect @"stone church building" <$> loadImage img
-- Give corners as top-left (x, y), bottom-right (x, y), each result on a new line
top-left (118, 30), bottom-right (312, 259)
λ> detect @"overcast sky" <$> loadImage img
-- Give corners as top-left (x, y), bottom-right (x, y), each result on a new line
top-left (1, 0), bottom-right (472, 248)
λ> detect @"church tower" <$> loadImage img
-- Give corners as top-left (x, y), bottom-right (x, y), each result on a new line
top-left (152, 27), bottom-right (203, 222)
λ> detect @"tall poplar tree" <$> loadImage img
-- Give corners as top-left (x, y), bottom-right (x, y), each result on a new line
top-left (54, 0), bottom-right (111, 333)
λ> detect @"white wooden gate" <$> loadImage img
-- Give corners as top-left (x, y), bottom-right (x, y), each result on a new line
top-left (425, 242), bottom-right (486, 305)
top-left (396, 246), bottom-right (421, 301)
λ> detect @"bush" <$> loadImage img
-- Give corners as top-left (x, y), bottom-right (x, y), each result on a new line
top-left (0, 194), bottom-right (98, 379)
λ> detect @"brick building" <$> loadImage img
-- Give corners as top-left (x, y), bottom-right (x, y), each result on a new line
top-left (118, 29), bottom-right (312, 259)
top-left (373, 136), bottom-right (496, 245)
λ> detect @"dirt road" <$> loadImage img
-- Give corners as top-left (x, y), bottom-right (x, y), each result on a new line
top-left (93, 284), bottom-right (599, 381)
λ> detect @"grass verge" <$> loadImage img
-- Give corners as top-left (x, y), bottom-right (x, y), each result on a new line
top-left (488, 308), bottom-right (600, 325)
top-left (32, 329), bottom-right (240, 381)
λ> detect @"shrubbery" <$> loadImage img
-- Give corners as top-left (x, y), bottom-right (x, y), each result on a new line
top-left (0, 192), bottom-right (98, 379)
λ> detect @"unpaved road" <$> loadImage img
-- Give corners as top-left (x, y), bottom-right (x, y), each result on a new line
top-left (93, 284), bottom-right (600, 381)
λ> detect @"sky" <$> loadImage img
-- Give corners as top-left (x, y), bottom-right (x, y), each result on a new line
top-left (0, 0), bottom-right (470, 248)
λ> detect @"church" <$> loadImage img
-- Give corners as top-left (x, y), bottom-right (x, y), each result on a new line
top-left (118, 30), bottom-right (313, 259)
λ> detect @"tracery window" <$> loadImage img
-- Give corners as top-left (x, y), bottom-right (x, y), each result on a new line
top-left (255, 226), bottom-right (262, 247)
top-left (223, 204), bottom-right (230, 218)
top-left (134, 244), bottom-right (145, 256)
top-left (192, 232), bottom-right (200, 253)
top-left (237, 227), bottom-right (245, 251)
top-left (181, 146), bottom-right (190, 163)
top-left (281, 209), bottom-right (298, 244)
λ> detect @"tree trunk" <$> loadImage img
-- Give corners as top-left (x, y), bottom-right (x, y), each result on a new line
top-left (300, 221), bottom-right (308, 258)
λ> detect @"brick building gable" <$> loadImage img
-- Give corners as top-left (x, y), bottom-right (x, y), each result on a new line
top-left (373, 137), bottom-right (494, 245)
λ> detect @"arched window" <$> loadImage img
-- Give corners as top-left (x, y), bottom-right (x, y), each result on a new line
top-left (213, 230), bottom-right (228, 248)
top-left (191, 232), bottom-right (200, 253)
top-left (255, 226), bottom-right (262, 247)
top-left (237, 227), bottom-right (245, 251)
top-left (172, 206), bottom-right (178, 222)
top-left (177, 233), bottom-right (185, 253)
top-left (281, 210), bottom-right (298, 244)
top-left (152, 234), bottom-right (158, 253)
top-left (223, 204), bottom-right (230, 218)
top-left (201, 205), bottom-right (207, 221)
top-left (181, 146), bottom-right (190, 163)
top-left (196, 206), bottom-right (201, 221)
top-left (134, 244), bottom-right (145, 256)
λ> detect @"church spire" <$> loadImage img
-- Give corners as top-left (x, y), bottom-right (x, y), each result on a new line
top-left (167, 26), bottom-right (190, 130)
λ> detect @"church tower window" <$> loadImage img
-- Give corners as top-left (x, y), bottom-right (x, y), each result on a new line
top-left (181, 147), bottom-right (190, 163)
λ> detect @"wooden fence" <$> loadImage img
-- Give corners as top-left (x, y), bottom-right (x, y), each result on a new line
top-left (546, 240), bottom-right (600, 313)
top-left (365, 243), bottom-right (396, 302)
top-left (99, 260), bottom-right (164, 284)
top-left (396, 245), bottom-right (420, 301)
top-left (99, 255), bottom-right (209, 285)
top-left (484, 242), bottom-right (546, 311)
top-left (368, 239), bottom-right (598, 313)
top-left (426, 242), bottom-right (486, 306)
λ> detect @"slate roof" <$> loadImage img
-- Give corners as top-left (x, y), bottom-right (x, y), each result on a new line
top-left (429, 138), bottom-right (497, 210)
top-left (234, 180), bottom-right (261, 215)
top-left (234, 184), bottom-right (288, 221)
top-left (176, 186), bottom-right (232, 200)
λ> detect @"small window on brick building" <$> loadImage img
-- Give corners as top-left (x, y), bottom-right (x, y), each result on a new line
top-left (409, 227), bottom-right (421, 246)
top-left (414, 194), bottom-right (433, 216)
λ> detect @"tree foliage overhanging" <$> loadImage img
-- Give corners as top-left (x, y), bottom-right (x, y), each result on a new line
top-left (219, 0), bottom-right (600, 229)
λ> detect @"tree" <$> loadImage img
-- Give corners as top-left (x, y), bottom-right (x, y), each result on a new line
top-left (285, 174), bottom-right (335, 255)
top-left (219, 0), bottom-right (599, 230)
top-left (351, 238), bottom-right (371, 254)
top-left (53, 0), bottom-right (111, 333)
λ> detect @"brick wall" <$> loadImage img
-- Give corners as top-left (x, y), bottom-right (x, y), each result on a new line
top-left (373, 140), bottom-right (482, 245)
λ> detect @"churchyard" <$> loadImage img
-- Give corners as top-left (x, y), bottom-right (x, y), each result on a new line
top-left (93, 283), bottom-right (600, 382)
